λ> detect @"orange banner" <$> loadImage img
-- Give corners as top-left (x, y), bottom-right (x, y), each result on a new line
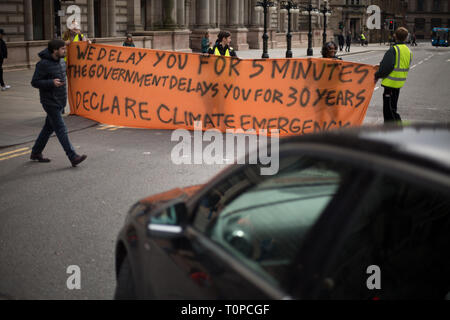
top-left (68, 42), bottom-right (376, 136)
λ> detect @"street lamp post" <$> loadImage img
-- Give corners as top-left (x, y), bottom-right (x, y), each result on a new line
top-left (301, 3), bottom-right (319, 56)
top-left (320, 0), bottom-right (332, 46)
top-left (280, 1), bottom-right (300, 58)
top-left (255, 1), bottom-right (278, 59)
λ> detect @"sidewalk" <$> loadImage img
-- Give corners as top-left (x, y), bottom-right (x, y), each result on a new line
top-left (0, 69), bottom-right (96, 148)
top-left (237, 43), bottom-right (387, 59)
top-left (0, 44), bottom-right (386, 148)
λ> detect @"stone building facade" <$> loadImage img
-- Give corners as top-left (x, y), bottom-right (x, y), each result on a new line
top-left (405, 0), bottom-right (450, 39)
top-left (327, 0), bottom-right (450, 44)
top-left (0, 0), bottom-right (336, 70)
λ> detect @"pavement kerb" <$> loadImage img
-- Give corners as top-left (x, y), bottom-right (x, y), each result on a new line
top-left (0, 115), bottom-right (99, 150)
top-left (338, 49), bottom-right (379, 57)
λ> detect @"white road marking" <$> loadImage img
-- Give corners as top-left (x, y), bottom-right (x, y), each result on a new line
top-left (375, 87), bottom-right (379, 91)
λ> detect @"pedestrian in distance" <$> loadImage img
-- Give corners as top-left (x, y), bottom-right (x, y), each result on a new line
top-left (0, 28), bottom-right (11, 91)
top-left (345, 31), bottom-right (352, 52)
top-left (207, 31), bottom-right (237, 57)
top-left (30, 39), bottom-right (87, 167)
top-left (123, 34), bottom-right (135, 47)
top-left (360, 32), bottom-right (367, 46)
top-left (374, 27), bottom-right (412, 123)
top-left (201, 32), bottom-right (211, 53)
top-left (321, 41), bottom-right (342, 60)
top-left (411, 33), bottom-right (417, 46)
top-left (338, 32), bottom-right (345, 52)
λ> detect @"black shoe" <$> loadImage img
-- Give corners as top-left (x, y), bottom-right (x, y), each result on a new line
top-left (70, 154), bottom-right (87, 167)
top-left (30, 153), bottom-right (51, 163)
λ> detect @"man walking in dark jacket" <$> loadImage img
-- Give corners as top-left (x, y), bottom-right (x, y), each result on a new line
top-left (30, 39), bottom-right (87, 167)
top-left (0, 28), bottom-right (11, 91)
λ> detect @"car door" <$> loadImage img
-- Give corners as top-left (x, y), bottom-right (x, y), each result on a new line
top-left (292, 156), bottom-right (450, 299)
top-left (174, 144), bottom-right (374, 299)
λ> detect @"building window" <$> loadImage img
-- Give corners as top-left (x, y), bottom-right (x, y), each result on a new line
top-left (433, 0), bottom-right (440, 12)
top-left (431, 18), bottom-right (442, 28)
top-left (417, 0), bottom-right (424, 11)
top-left (415, 18), bottom-right (425, 31)
top-left (32, 0), bottom-right (45, 40)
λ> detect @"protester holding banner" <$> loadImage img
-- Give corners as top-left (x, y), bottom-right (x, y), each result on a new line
top-left (207, 31), bottom-right (237, 57)
top-left (30, 39), bottom-right (87, 167)
top-left (321, 42), bottom-right (342, 60)
top-left (375, 27), bottom-right (412, 123)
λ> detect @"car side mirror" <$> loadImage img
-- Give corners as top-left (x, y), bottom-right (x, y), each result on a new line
top-left (147, 200), bottom-right (188, 239)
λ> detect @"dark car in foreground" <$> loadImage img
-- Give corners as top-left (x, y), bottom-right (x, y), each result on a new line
top-left (114, 124), bottom-right (450, 300)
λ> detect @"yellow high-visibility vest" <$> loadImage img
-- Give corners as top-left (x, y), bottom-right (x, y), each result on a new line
top-left (214, 46), bottom-right (231, 57)
top-left (65, 33), bottom-right (84, 62)
top-left (381, 44), bottom-right (412, 89)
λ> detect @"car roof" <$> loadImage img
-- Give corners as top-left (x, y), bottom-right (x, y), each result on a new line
top-left (282, 123), bottom-right (450, 173)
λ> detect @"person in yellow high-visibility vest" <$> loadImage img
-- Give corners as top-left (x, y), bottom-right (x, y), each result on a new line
top-left (375, 27), bottom-right (412, 123)
top-left (62, 21), bottom-right (91, 61)
top-left (207, 31), bottom-right (237, 57)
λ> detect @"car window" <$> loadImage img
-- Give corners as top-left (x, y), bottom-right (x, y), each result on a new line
top-left (193, 156), bottom-right (354, 289)
top-left (316, 174), bottom-right (450, 300)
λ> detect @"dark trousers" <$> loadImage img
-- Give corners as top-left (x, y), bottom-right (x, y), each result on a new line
top-left (383, 87), bottom-right (402, 123)
top-left (345, 43), bottom-right (351, 52)
top-left (339, 43), bottom-right (344, 51)
top-left (32, 105), bottom-right (76, 160)
top-left (0, 58), bottom-right (4, 87)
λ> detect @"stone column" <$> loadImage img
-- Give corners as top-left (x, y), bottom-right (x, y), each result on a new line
top-left (87, 0), bottom-right (95, 37)
top-left (248, 0), bottom-right (263, 49)
top-left (250, 0), bottom-right (260, 26)
top-left (127, 0), bottom-right (143, 31)
top-left (239, 0), bottom-right (244, 27)
top-left (228, 0), bottom-right (239, 27)
top-left (163, 0), bottom-right (177, 28)
top-left (24, 0), bottom-right (33, 41)
top-left (108, 0), bottom-right (116, 36)
top-left (228, 0), bottom-right (249, 50)
top-left (196, 0), bottom-right (210, 28)
top-left (177, 0), bottom-right (185, 27)
top-left (191, 0), bottom-right (216, 52)
top-left (147, 0), bottom-right (162, 29)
